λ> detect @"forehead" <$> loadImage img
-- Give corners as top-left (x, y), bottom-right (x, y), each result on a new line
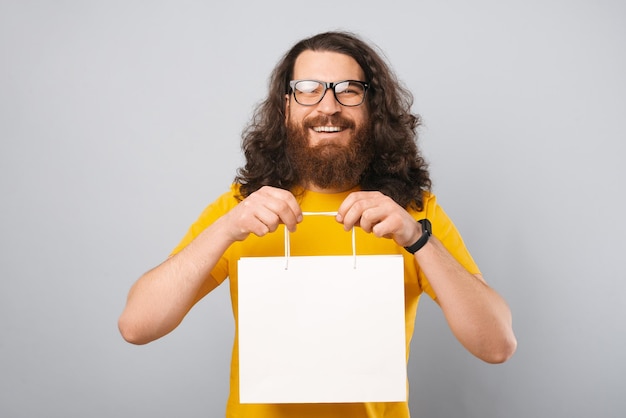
top-left (293, 50), bottom-right (365, 81)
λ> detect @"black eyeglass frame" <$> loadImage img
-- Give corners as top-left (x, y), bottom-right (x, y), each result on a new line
top-left (289, 79), bottom-right (370, 107)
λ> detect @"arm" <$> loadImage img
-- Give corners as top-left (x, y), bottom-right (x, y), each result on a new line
top-left (118, 186), bottom-right (303, 345)
top-left (413, 237), bottom-right (517, 363)
top-left (337, 191), bottom-right (517, 363)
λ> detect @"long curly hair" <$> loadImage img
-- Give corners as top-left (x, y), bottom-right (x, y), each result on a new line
top-left (235, 31), bottom-right (431, 210)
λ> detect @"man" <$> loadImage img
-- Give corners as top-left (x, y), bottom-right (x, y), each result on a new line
top-left (118, 31), bottom-right (517, 417)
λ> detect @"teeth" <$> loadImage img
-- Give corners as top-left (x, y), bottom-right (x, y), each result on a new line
top-left (313, 126), bottom-right (342, 133)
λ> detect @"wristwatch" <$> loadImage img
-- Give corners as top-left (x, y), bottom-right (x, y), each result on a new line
top-left (403, 219), bottom-right (432, 254)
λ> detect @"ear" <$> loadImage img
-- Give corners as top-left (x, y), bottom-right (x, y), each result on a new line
top-left (284, 94), bottom-right (290, 124)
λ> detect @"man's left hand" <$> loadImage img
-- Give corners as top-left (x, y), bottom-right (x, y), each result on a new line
top-left (336, 191), bottom-right (421, 248)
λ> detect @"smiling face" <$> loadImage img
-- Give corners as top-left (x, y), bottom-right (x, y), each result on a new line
top-left (285, 50), bottom-right (373, 192)
top-left (286, 50), bottom-right (368, 147)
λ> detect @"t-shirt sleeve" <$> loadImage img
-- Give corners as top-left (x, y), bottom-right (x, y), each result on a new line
top-left (417, 194), bottom-right (481, 301)
top-left (169, 186), bottom-right (240, 284)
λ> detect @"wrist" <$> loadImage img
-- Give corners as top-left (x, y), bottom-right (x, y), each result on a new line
top-left (403, 219), bottom-right (432, 254)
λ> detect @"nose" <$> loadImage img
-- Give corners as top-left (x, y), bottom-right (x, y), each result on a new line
top-left (316, 87), bottom-right (342, 115)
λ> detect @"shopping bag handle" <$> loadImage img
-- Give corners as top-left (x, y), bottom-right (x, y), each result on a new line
top-left (284, 211), bottom-right (356, 270)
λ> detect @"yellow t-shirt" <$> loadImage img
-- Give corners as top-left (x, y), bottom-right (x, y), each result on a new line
top-left (171, 184), bottom-right (480, 418)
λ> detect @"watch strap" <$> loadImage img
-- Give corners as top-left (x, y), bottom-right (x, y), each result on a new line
top-left (404, 219), bottom-right (432, 254)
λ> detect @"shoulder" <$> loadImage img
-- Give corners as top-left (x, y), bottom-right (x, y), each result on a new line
top-left (203, 183), bottom-right (242, 214)
top-left (407, 191), bottom-right (438, 218)
top-left (169, 184), bottom-right (241, 256)
top-left (187, 184), bottom-right (243, 229)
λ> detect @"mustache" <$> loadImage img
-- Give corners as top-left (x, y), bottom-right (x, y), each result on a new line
top-left (303, 115), bottom-right (355, 130)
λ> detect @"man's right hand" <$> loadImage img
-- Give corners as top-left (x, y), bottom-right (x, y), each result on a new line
top-left (118, 186), bottom-right (301, 344)
top-left (221, 186), bottom-right (303, 242)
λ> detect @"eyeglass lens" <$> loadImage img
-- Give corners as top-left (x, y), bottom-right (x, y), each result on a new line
top-left (292, 80), bottom-right (366, 106)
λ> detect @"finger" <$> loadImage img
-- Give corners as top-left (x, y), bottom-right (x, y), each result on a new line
top-left (336, 191), bottom-right (364, 221)
top-left (369, 212), bottom-right (400, 238)
top-left (358, 207), bottom-right (383, 233)
top-left (369, 208), bottom-right (419, 246)
top-left (336, 192), bottom-right (368, 229)
top-left (253, 206), bottom-right (282, 234)
top-left (359, 203), bottom-right (399, 234)
top-left (337, 191), bottom-right (385, 230)
top-left (228, 201), bottom-right (270, 238)
top-left (258, 187), bottom-right (302, 232)
top-left (252, 187), bottom-right (302, 232)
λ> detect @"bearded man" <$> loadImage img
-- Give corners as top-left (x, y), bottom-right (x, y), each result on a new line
top-left (119, 31), bottom-right (517, 418)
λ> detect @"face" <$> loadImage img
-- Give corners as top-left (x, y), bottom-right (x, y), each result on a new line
top-left (285, 50), bottom-right (373, 191)
top-left (286, 50), bottom-right (368, 147)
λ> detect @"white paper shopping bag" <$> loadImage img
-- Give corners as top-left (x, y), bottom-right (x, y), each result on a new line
top-left (238, 213), bottom-right (407, 404)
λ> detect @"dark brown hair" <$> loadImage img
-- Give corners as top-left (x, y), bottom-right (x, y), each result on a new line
top-left (235, 31), bottom-right (431, 210)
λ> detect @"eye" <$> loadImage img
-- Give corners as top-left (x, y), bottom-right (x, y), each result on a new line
top-left (335, 81), bottom-right (363, 95)
top-left (334, 81), bottom-right (351, 94)
top-left (296, 80), bottom-right (322, 94)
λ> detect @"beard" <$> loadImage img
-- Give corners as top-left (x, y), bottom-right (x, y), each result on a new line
top-left (285, 114), bottom-right (374, 191)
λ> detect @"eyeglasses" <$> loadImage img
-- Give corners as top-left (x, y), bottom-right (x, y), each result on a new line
top-left (289, 80), bottom-right (369, 107)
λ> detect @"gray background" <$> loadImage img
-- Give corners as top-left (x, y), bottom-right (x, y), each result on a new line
top-left (1, 0), bottom-right (624, 417)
